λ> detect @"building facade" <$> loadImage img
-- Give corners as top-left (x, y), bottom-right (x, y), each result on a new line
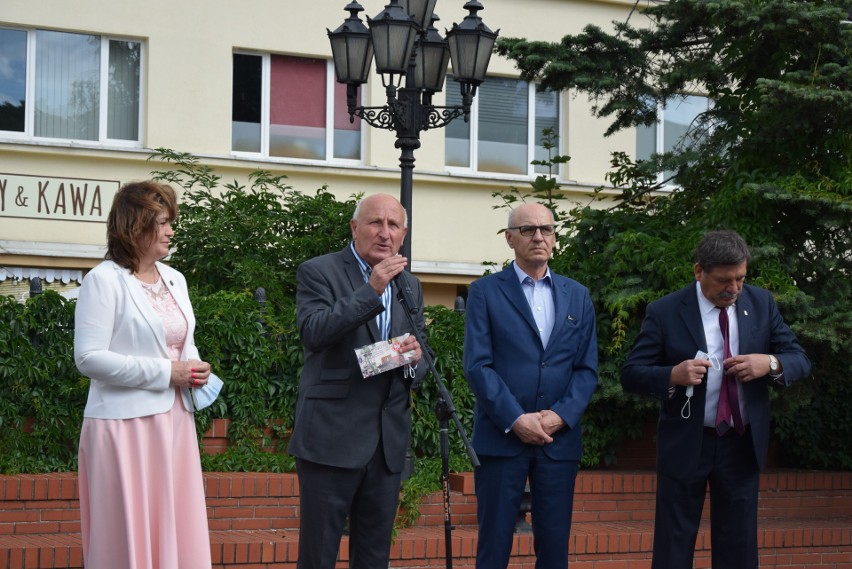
top-left (1, 0), bottom-right (682, 306)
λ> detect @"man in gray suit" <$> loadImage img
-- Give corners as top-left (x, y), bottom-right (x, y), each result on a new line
top-left (288, 193), bottom-right (426, 569)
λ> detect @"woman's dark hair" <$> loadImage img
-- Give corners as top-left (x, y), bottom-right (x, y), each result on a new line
top-left (106, 181), bottom-right (177, 273)
top-left (694, 230), bottom-right (752, 272)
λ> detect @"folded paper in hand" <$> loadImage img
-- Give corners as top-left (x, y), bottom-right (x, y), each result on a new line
top-left (355, 333), bottom-right (417, 379)
top-left (190, 373), bottom-right (224, 411)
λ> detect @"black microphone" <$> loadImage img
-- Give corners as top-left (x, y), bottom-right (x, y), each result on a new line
top-left (393, 271), bottom-right (419, 314)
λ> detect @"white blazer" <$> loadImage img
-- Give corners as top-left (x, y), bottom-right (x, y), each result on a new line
top-left (74, 260), bottom-right (200, 419)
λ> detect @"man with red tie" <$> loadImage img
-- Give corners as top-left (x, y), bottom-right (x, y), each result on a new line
top-left (621, 230), bottom-right (811, 569)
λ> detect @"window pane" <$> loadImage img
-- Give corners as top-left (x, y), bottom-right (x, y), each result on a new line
top-left (35, 30), bottom-right (100, 140)
top-left (107, 40), bottom-right (140, 141)
top-left (662, 95), bottom-right (707, 180)
top-left (270, 55), bottom-right (325, 160)
top-left (636, 123), bottom-right (656, 161)
top-left (534, 89), bottom-right (559, 174)
top-left (663, 95), bottom-right (706, 154)
top-left (232, 53), bottom-right (262, 153)
top-left (0, 28), bottom-right (27, 133)
top-left (333, 80), bottom-right (360, 160)
top-left (635, 95), bottom-right (709, 180)
top-left (478, 77), bottom-right (527, 174)
top-left (444, 77), bottom-right (470, 168)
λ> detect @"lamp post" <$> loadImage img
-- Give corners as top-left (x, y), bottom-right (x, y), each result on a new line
top-left (328, 0), bottom-right (498, 262)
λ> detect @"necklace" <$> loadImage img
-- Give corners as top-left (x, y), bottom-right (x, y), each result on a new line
top-left (134, 266), bottom-right (160, 284)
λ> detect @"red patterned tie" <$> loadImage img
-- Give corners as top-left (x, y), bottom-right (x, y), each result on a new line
top-left (716, 307), bottom-right (745, 435)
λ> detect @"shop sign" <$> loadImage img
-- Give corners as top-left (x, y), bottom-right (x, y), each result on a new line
top-left (0, 173), bottom-right (119, 223)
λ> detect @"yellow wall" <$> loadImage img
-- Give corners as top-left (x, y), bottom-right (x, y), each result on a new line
top-left (0, 0), bottom-right (640, 305)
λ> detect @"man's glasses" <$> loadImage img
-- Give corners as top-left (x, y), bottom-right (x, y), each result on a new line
top-left (507, 225), bottom-right (556, 237)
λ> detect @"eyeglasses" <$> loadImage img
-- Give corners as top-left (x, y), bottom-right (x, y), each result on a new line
top-left (506, 225), bottom-right (556, 237)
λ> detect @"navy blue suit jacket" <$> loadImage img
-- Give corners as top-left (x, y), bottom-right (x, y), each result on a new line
top-left (463, 264), bottom-right (599, 460)
top-left (621, 283), bottom-right (811, 478)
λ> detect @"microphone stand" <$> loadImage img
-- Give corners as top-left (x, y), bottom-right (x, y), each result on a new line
top-left (394, 273), bottom-right (479, 569)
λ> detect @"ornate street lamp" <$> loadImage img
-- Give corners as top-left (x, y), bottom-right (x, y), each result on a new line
top-left (328, 0), bottom-right (498, 261)
top-left (328, 8), bottom-right (495, 565)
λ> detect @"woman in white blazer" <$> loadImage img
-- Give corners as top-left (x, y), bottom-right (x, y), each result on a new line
top-left (74, 181), bottom-right (213, 569)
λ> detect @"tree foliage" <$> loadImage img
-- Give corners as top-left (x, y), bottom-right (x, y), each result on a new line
top-left (496, 0), bottom-right (852, 468)
top-left (0, 292), bottom-right (85, 473)
top-left (498, 0), bottom-right (851, 178)
top-left (149, 148), bottom-right (359, 311)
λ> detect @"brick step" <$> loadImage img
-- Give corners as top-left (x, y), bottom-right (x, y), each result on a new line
top-left (2, 517), bottom-right (851, 569)
top-left (2, 470), bottom-right (851, 534)
top-left (2, 470), bottom-right (851, 568)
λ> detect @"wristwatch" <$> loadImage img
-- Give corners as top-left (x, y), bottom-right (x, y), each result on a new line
top-left (769, 355), bottom-right (780, 373)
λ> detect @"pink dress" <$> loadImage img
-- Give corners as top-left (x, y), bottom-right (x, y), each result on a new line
top-left (78, 277), bottom-right (212, 569)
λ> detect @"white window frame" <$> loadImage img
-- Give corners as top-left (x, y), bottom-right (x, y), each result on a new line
top-left (0, 27), bottom-right (144, 148)
top-left (444, 79), bottom-right (564, 181)
top-left (231, 52), bottom-right (364, 166)
top-left (0, 26), bottom-right (32, 142)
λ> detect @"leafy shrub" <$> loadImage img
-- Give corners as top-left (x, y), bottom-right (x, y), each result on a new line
top-left (0, 292), bottom-right (85, 473)
top-left (3, 146), bottom-right (848, 484)
top-left (191, 289), bottom-right (299, 472)
top-left (413, 305), bottom-right (476, 467)
top-left (149, 148), bottom-right (358, 315)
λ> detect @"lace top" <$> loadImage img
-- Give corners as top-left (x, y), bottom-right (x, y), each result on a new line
top-left (138, 276), bottom-right (188, 361)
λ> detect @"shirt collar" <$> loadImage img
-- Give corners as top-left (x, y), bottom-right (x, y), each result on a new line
top-left (350, 242), bottom-right (371, 275)
top-left (512, 261), bottom-right (551, 285)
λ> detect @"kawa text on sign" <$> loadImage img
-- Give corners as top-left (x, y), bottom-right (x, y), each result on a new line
top-left (0, 173), bottom-right (120, 223)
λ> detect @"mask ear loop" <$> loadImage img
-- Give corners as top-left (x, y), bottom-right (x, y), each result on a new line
top-left (681, 393), bottom-right (692, 419)
top-left (708, 354), bottom-right (722, 372)
top-left (681, 354), bottom-right (722, 419)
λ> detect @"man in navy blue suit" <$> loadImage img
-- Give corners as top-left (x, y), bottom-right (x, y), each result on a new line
top-left (621, 230), bottom-right (811, 569)
top-left (463, 202), bottom-right (599, 568)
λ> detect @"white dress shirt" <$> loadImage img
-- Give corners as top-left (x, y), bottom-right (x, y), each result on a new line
top-left (696, 282), bottom-right (749, 428)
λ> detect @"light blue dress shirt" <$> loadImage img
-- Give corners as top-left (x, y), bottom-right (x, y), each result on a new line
top-left (512, 261), bottom-right (556, 349)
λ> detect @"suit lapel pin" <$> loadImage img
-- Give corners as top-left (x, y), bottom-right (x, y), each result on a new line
top-left (567, 315), bottom-right (576, 321)
top-left (744, 310), bottom-right (748, 316)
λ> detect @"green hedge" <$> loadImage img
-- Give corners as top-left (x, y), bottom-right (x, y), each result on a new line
top-left (0, 291), bottom-right (85, 473)
top-left (3, 288), bottom-right (849, 476)
top-left (1, 282), bottom-right (848, 528)
top-left (3, 147), bottom-right (847, 491)
top-left (0, 291), bottom-right (480, 475)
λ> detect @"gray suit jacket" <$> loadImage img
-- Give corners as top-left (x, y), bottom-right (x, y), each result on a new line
top-left (287, 245), bottom-right (427, 473)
